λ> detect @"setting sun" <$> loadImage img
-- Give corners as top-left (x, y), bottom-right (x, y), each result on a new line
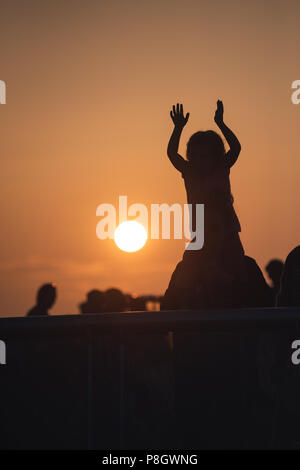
top-left (114, 221), bottom-right (147, 253)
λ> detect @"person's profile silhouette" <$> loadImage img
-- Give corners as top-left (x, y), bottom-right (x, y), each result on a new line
top-left (265, 259), bottom-right (284, 304)
top-left (277, 246), bottom-right (300, 306)
top-left (26, 283), bottom-right (57, 317)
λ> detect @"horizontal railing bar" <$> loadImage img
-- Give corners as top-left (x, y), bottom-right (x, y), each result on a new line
top-left (0, 307), bottom-right (300, 334)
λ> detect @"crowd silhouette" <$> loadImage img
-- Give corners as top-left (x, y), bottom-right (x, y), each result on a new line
top-left (25, 100), bottom-right (299, 316)
top-left (26, 285), bottom-right (161, 316)
top-left (26, 248), bottom-right (298, 316)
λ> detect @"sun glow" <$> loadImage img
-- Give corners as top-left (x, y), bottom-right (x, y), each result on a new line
top-left (114, 221), bottom-right (147, 252)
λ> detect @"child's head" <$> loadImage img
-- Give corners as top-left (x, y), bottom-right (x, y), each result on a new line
top-left (186, 131), bottom-right (225, 170)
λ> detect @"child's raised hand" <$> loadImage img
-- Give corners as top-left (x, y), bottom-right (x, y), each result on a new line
top-left (170, 103), bottom-right (190, 128)
top-left (214, 100), bottom-right (224, 126)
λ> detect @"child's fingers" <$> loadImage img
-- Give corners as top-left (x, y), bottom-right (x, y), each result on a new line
top-left (171, 103), bottom-right (187, 118)
top-left (170, 110), bottom-right (174, 120)
top-left (217, 100), bottom-right (224, 112)
top-left (185, 112), bottom-right (190, 121)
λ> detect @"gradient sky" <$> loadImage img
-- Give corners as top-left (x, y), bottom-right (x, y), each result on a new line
top-left (1, 0), bottom-right (299, 316)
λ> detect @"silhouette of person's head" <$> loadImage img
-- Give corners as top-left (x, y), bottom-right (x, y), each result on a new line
top-left (277, 246), bottom-right (300, 307)
top-left (265, 259), bottom-right (284, 291)
top-left (105, 288), bottom-right (126, 312)
top-left (37, 283), bottom-right (57, 309)
top-left (27, 283), bottom-right (57, 317)
top-left (186, 131), bottom-right (225, 172)
top-left (79, 289), bottom-right (105, 314)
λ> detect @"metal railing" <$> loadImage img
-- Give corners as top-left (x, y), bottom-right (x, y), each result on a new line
top-left (1, 307), bottom-right (300, 449)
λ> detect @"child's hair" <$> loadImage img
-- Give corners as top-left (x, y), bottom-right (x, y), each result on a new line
top-left (186, 130), bottom-right (225, 162)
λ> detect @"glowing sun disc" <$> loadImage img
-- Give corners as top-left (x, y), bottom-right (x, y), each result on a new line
top-left (114, 221), bottom-right (147, 252)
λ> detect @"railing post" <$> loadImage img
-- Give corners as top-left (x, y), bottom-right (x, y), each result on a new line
top-left (87, 340), bottom-right (93, 449)
top-left (119, 341), bottom-right (125, 449)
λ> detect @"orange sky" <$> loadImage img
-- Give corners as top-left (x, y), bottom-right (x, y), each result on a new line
top-left (1, 0), bottom-right (300, 316)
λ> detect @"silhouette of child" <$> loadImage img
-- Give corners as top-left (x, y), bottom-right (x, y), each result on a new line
top-left (167, 101), bottom-right (244, 283)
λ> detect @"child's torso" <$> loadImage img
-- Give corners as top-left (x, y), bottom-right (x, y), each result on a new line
top-left (181, 161), bottom-right (241, 233)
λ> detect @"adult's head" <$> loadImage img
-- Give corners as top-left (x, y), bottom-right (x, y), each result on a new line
top-left (79, 289), bottom-right (105, 314)
top-left (27, 283), bottom-right (57, 316)
top-left (37, 283), bottom-right (57, 310)
top-left (265, 259), bottom-right (284, 290)
top-left (277, 246), bottom-right (300, 307)
top-left (105, 288), bottom-right (126, 312)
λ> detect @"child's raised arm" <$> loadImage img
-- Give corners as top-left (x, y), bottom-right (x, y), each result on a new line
top-left (214, 100), bottom-right (241, 168)
top-left (167, 103), bottom-right (189, 172)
